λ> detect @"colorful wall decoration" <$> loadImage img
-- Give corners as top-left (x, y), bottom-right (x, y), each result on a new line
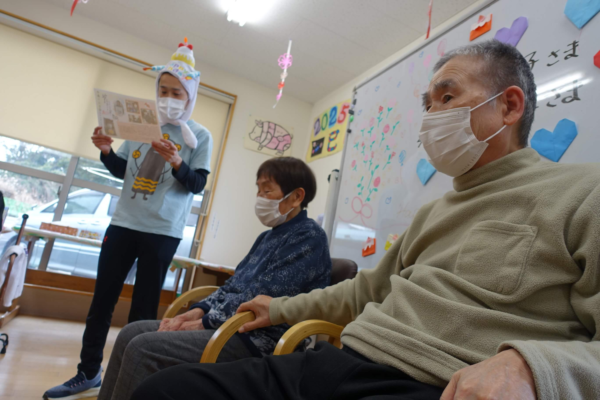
top-left (244, 115), bottom-right (293, 157)
top-left (306, 99), bottom-right (351, 162)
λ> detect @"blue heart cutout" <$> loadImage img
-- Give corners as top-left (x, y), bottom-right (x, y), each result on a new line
top-left (530, 119), bottom-right (578, 162)
top-left (564, 0), bottom-right (600, 29)
top-left (417, 159), bottom-right (436, 185)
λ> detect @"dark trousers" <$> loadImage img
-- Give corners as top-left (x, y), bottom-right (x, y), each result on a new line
top-left (78, 225), bottom-right (180, 377)
top-left (131, 342), bottom-right (445, 400)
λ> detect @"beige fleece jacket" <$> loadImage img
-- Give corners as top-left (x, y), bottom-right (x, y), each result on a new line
top-left (270, 148), bottom-right (600, 400)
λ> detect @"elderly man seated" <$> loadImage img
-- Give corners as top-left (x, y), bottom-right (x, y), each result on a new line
top-left (131, 40), bottom-right (600, 400)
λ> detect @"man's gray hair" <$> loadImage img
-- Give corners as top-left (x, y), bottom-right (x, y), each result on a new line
top-left (433, 40), bottom-right (537, 147)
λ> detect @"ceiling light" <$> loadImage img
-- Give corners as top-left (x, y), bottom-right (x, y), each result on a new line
top-left (222, 0), bottom-right (276, 27)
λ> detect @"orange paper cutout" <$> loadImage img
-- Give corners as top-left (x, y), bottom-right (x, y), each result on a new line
top-left (362, 237), bottom-right (376, 257)
top-left (470, 14), bottom-right (492, 41)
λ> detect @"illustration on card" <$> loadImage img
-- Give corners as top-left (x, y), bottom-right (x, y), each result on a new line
top-left (129, 133), bottom-right (181, 200)
top-left (244, 116), bottom-right (293, 157)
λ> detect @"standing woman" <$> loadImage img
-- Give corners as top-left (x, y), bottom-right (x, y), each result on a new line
top-left (44, 39), bottom-right (213, 400)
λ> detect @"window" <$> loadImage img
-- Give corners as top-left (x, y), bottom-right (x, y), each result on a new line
top-left (74, 158), bottom-right (123, 189)
top-left (0, 170), bottom-right (60, 258)
top-left (63, 190), bottom-right (103, 215)
top-left (108, 195), bottom-right (119, 217)
top-left (0, 170), bottom-right (60, 220)
top-left (0, 135), bottom-right (71, 175)
top-left (1, 134), bottom-right (199, 295)
top-left (41, 202), bottom-right (58, 214)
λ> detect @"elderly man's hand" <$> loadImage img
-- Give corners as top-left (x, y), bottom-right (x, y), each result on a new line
top-left (441, 349), bottom-right (536, 400)
top-left (236, 295), bottom-right (273, 333)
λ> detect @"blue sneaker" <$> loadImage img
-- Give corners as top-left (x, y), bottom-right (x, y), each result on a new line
top-left (43, 370), bottom-right (101, 400)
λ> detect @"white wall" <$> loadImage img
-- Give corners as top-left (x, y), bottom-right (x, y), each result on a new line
top-left (0, 0), bottom-right (312, 267)
top-left (301, 0), bottom-right (489, 221)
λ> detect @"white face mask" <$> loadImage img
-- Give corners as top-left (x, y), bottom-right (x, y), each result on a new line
top-left (419, 92), bottom-right (506, 177)
top-left (255, 192), bottom-right (294, 228)
top-left (158, 97), bottom-right (187, 121)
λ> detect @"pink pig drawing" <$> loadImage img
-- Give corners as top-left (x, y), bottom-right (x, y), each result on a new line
top-left (249, 120), bottom-right (292, 155)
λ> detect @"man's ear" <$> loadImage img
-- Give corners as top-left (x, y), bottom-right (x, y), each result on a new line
top-left (502, 86), bottom-right (525, 127)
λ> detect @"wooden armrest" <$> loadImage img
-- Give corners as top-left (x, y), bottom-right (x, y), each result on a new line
top-left (273, 320), bottom-right (344, 356)
top-left (162, 286), bottom-right (219, 319)
top-left (200, 311), bottom-right (255, 363)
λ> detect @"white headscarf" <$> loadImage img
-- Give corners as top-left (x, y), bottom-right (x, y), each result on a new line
top-left (145, 38), bottom-right (201, 149)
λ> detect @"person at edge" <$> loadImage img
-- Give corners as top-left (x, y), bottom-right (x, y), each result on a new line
top-left (96, 156), bottom-right (331, 400)
top-left (44, 38), bottom-right (213, 400)
top-left (133, 40), bottom-right (600, 400)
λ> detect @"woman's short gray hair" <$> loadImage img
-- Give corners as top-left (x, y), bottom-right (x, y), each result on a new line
top-left (433, 40), bottom-right (537, 147)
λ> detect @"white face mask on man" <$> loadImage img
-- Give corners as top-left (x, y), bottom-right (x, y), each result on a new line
top-left (419, 92), bottom-right (506, 177)
top-left (255, 192), bottom-right (294, 228)
top-left (158, 97), bottom-right (187, 121)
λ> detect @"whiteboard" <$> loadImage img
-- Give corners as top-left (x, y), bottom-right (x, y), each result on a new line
top-left (330, 0), bottom-right (600, 270)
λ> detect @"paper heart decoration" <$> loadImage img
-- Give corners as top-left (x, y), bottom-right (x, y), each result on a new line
top-left (595, 50), bottom-right (600, 69)
top-left (530, 119), bottom-right (578, 162)
top-left (417, 159), bottom-right (436, 185)
top-left (470, 14), bottom-right (493, 41)
top-left (494, 17), bottom-right (528, 46)
top-left (564, 0), bottom-right (600, 29)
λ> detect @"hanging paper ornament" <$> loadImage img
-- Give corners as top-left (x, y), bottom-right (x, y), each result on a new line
top-left (426, 0), bottom-right (433, 39)
top-left (274, 40), bottom-right (293, 108)
top-left (278, 53), bottom-right (293, 69)
top-left (70, 0), bottom-right (89, 16)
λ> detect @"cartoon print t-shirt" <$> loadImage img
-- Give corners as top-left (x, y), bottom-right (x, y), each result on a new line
top-left (110, 120), bottom-right (213, 239)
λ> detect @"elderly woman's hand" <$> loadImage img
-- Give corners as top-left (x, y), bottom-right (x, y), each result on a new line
top-left (158, 308), bottom-right (204, 332)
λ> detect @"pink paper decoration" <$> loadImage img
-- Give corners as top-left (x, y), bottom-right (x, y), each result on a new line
top-left (70, 0), bottom-right (89, 16)
top-left (274, 40), bottom-right (293, 108)
top-left (278, 54), bottom-right (293, 69)
top-left (426, 0), bottom-right (433, 39)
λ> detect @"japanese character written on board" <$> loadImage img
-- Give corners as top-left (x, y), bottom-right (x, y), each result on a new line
top-left (525, 40), bottom-right (579, 70)
top-left (546, 80), bottom-right (581, 108)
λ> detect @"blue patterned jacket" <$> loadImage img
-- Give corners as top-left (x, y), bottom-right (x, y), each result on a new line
top-left (191, 210), bottom-right (331, 356)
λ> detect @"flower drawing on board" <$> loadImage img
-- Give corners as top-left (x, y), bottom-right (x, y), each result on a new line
top-left (377, 106), bottom-right (384, 127)
top-left (374, 176), bottom-right (381, 187)
top-left (383, 124), bottom-right (390, 134)
top-left (386, 99), bottom-right (397, 118)
top-left (369, 117), bottom-right (375, 127)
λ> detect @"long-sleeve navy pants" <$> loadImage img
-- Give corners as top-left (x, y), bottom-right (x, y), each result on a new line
top-left (77, 224), bottom-right (179, 378)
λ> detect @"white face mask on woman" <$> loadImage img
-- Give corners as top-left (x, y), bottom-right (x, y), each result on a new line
top-left (158, 97), bottom-right (187, 121)
top-left (255, 192), bottom-right (294, 227)
top-left (419, 92), bottom-right (506, 177)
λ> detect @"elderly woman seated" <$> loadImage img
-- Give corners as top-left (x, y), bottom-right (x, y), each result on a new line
top-left (97, 156), bottom-right (332, 400)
